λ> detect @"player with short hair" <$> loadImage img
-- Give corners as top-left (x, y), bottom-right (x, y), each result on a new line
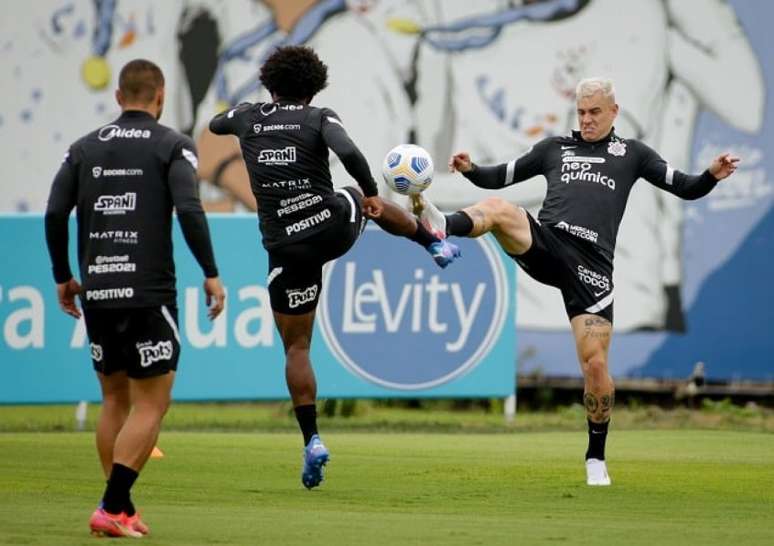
top-left (430, 77), bottom-right (739, 485)
top-left (208, 45), bottom-right (459, 489)
top-left (45, 59), bottom-right (226, 536)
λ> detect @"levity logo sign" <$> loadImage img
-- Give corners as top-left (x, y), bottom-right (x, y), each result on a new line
top-left (319, 228), bottom-right (508, 390)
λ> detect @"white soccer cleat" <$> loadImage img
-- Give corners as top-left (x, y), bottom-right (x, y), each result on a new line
top-left (409, 193), bottom-right (447, 239)
top-left (585, 458), bottom-right (611, 486)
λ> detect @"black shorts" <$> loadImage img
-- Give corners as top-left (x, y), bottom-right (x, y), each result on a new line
top-left (511, 213), bottom-right (614, 323)
top-left (84, 305), bottom-right (181, 378)
top-left (267, 186), bottom-right (367, 314)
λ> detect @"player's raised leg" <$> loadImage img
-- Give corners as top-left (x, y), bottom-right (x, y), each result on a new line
top-left (370, 197), bottom-right (461, 268)
top-left (273, 310), bottom-right (330, 489)
top-left (444, 197), bottom-right (533, 256)
top-left (570, 314), bottom-right (615, 486)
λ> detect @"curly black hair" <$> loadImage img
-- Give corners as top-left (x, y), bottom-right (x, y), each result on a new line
top-left (259, 46), bottom-right (328, 102)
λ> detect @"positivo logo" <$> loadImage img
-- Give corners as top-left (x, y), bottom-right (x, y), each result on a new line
top-left (318, 228), bottom-right (508, 390)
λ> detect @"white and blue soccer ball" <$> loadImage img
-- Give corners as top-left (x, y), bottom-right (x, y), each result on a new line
top-left (382, 144), bottom-right (434, 195)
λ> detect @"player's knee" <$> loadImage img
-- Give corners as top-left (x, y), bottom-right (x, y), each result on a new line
top-left (102, 393), bottom-right (130, 414)
top-left (483, 197), bottom-right (521, 228)
top-left (584, 356), bottom-right (609, 384)
top-left (285, 340), bottom-right (311, 358)
top-left (481, 197), bottom-right (512, 217)
top-left (134, 392), bottom-right (172, 419)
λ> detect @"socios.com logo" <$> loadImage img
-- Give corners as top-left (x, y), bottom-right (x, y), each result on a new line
top-left (319, 227), bottom-right (508, 390)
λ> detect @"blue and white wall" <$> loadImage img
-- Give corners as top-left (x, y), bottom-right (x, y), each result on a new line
top-left (1, 1), bottom-right (771, 394)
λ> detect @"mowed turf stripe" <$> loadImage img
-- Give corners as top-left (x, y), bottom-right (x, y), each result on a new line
top-left (0, 431), bottom-right (772, 546)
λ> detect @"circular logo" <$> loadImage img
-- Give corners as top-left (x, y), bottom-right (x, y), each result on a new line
top-left (98, 124), bottom-right (119, 142)
top-left (259, 103), bottom-right (277, 116)
top-left (318, 228), bottom-right (508, 390)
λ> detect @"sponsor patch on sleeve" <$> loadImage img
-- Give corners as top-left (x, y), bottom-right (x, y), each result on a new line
top-left (182, 148), bottom-right (199, 170)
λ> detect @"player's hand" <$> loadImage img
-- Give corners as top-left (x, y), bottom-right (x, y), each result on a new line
top-left (204, 277), bottom-right (226, 320)
top-left (56, 278), bottom-right (82, 319)
top-left (362, 195), bottom-right (384, 219)
top-left (449, 152), bottom-right (473, 173)
top-left (709, 152), bottom-right (740, 180)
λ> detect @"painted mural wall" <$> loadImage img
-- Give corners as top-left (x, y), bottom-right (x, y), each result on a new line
top-left (1, 0), bottom-right (771, 379)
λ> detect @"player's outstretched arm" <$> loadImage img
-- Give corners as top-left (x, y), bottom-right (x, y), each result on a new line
top-left (707, 152), bottom-right (740, 181)
top-left (449, 141), bottom-right (548, 189)
top-left (449, 151), bottom-right (508, 188)
top-left (449, 152), bottom-right (473, 173)
top-left (639, 143), bottom-right (740, 200)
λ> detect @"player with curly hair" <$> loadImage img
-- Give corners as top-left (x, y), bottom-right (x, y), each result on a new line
top-left (209, 45), bottom-right (460, 489)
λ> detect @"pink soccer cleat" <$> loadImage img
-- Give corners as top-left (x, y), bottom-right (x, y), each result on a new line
top-left (126, 513), bottom-right (150, 535)
top-left (89, 508), bottom-right (143, 538)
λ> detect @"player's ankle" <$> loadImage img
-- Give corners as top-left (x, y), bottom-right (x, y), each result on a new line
top-left (411, 219), bottom-right (440, 248)
top-left (445, 211), bottom-right (473, 237)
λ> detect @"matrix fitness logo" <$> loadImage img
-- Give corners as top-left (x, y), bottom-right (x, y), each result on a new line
top-left (318, 228), bottom-right (508, 390)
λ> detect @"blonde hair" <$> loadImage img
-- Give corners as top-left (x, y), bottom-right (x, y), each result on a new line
top-left (575, 78), bottom-right (616, 101)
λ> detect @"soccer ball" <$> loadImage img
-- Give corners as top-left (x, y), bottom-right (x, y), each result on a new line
top-left (382, 144), bottom-right (434, 195)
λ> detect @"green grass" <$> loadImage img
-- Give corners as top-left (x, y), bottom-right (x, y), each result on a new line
top-left (2, 400), bottom-right (774, 433)
top-left (1, 430), bottom-right (773, 545)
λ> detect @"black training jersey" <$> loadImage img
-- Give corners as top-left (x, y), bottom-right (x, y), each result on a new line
top-left (209, 99), bottom-right (378, 250)
top-left (464, 129), bottom-right (719, 258)
top-left (45, 110), bottom-right (218, 309)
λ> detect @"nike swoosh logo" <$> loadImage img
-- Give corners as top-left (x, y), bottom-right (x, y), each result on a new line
top-left (561, 145), bottom-right (576, 150)
top-left (594, 290), bottom-right (607, 297)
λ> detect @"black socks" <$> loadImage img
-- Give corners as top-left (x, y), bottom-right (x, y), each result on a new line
top-left (445, 211), bottom-right (474, 237)
top-left (294, 404), bottom-right (319, 446)
top-left (585, 419), bottom-right (609, 461)
top-left (102, 463), bottom-right (139, 515)
top-left (410, 219), bottom-right (440, 248)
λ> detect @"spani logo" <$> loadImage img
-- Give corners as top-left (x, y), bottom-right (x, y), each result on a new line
top-left (319, 228), bottom-right (508, 390)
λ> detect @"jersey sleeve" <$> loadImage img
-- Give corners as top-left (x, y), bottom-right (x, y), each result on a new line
top-left (636, 141), bottom-right (719, 200)
top-left (319, 108), bottom-right (378, 197)
top-left (463, 138), bottom-right (549, 189)
top-left (168, 137), bottom-right (219, 278)
top-left (44, 145), bottom-right (80, 283)
top-left (208, 102), bottom-right (252, 136)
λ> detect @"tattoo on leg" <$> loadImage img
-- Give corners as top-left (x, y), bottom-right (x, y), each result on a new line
top-left (466, 207), bottom-right (487, 234)
top-left (583, 393), bottom-right (599, 415)
top-left (585, 316), bottom-right (611, 327)
top-left (601, 393), bottom-right (613, 413)
top-left (583, 316), bottom-right (612, 339)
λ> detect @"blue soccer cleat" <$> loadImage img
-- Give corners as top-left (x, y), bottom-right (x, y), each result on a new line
top-left (427, 240), bottom-right (461, 268)
top-left (302, 434), bottom-right (330, 489)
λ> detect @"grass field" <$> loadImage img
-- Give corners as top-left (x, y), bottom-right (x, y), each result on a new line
top-left (1, 429), bottom-right (773, 545)
top-left (3, 399), bottom-right (774, 433)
